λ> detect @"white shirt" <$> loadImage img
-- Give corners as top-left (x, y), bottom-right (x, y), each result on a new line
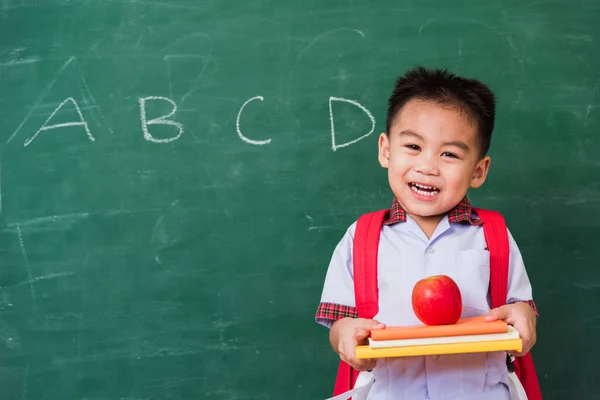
top-left (317, 214), bottom-right (534, 400)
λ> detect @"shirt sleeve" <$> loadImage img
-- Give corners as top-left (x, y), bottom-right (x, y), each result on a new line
top-left (315, 222), bottom-right (358, 328)
top-left (506, 228), bottom-right (539, 315)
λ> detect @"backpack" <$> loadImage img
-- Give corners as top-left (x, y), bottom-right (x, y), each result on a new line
top-left (332, 208), bottom-right (542, 400)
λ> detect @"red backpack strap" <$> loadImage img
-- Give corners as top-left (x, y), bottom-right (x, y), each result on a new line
top-left (474, 208), bottom-right (543, 400)
top-left (353, 210), bottom-right (387, 318)
top-left (333, 209), bottom-right (387, 396)
top-left (473, 208), bottom-right (509, 309)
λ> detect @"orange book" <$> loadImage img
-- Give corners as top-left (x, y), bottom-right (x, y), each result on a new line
top-left (370, 316), bottom-right (508, 341)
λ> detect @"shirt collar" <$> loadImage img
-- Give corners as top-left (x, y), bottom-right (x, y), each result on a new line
top-left (382, 197), bottom-right (482, 226)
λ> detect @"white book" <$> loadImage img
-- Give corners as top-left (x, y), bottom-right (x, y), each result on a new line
top-left (369, 326), bottom-right (520, 348)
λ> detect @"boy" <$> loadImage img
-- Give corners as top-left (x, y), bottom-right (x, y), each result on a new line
top-left (315, 67), bottom-right (537, 399)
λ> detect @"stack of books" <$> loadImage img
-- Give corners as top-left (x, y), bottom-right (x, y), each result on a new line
top-left (356, 315), bottom-right (521, 359)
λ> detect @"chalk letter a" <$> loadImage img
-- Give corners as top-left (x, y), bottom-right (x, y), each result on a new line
top-left (24, 97), bottom-right (95, 147)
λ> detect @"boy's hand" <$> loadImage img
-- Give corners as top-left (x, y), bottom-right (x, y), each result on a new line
top-left (485, 302), bottom-right (536, 357)
top-left (330, 317), bottom-right (385, 371)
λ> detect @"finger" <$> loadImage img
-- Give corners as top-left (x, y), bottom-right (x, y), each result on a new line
top-left (513, 319), bottom-right (535, 343)
top-left (354, 320), bottom-right (386, 342)
top-left (484, 314), bottom-right (499, 322)
top-left (510, 330), bottom-right (536, 357)
top-left (340, 340), bottom-right (358, 364)
top-left (339, 349), bottom-right (376, 371)
top-left (341, 336), bottom-right (378, 371)
top-left (520, 334), bottom-right (536, 355)
top-left (485, 305), bottom-right (512, 322)
top-left (347, 357), bottom-right (377, 371)
top-left (371, 319), bottom-right (386, 330)
top-left (358, 319), bottom-right (386, 333)
top-left (356, 358), bottom-right (377, 371)
top-left (512, 319), bottom-right (527, 339)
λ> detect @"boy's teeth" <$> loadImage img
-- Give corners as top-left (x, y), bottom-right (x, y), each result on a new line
top-left (414, 183), bottom-right (435, 190)
top-left (410, 183), bottom-right (439, 196)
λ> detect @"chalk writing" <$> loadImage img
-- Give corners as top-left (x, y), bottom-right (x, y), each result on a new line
top-left (328, 97), bottom-right (375, 151)
top-left (24, 97), bottom-right (95, 147)
top-left (10, 59), bottom-right (377, 151)
top-left (236, 96), bottom-right (271, 146)
top-left (139, 96), bottom-right (184, 143)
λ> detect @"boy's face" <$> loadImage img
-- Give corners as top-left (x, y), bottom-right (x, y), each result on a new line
top-left (378, 99), bottom-right (491, 222)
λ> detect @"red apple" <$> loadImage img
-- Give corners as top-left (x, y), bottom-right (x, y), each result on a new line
top-left (411, 275), bottom-right (462, 326)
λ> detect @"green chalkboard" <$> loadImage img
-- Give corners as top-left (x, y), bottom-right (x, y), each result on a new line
top-left (1, 1), bottom-right (599, 399)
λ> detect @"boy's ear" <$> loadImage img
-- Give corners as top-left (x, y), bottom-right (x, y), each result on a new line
top-left (470, 156), bottom-right (491, 188)
top-left (378, 133), bottom-right (390, 168)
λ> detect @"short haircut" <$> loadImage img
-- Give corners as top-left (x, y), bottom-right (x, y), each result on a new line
top-left (386, 67), bottom-right (496, 157)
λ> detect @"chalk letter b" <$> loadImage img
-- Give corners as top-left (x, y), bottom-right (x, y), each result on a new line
top-left (139, 96), bottom-right (183, 143)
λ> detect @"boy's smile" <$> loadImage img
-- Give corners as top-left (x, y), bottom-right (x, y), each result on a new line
top-left (378, 99), bottom-right (491, 237)
top-left (409, 182), bottom-right (440, 200)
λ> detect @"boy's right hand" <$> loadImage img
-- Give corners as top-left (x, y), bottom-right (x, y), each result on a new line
top-left (330, 317), bottom-right (386, 371)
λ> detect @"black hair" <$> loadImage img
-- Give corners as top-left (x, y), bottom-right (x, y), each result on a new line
top-left (386, 66), bottom-right (496, 157)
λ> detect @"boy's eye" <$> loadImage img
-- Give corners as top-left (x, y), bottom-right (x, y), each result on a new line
top-left (406, 144), bottom-right (420, 151)
top-left (442, 152), bottom-right (458, 158)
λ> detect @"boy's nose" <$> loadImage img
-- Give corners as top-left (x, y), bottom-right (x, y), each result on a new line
top-left (414, 154), bottom-right (440, 176)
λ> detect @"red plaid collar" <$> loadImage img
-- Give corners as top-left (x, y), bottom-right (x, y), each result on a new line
top-left (383, 197), bottom-right (481, 226)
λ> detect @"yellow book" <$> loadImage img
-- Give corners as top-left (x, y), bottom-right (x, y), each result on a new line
top-left (356, 338), bottom-right (522, 359)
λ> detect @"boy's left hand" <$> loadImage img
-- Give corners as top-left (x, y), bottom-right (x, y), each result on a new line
top-left (484, 302), bottom-right (536, 357)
